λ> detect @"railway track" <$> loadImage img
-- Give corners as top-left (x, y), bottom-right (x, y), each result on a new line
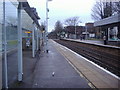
top-left (54, 39), bottom-right (120, 77)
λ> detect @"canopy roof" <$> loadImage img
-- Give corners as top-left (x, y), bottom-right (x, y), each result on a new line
top-left (18, 1), bottom-right (40, 28)
top-left (94, 14), bottom-right (120, 27)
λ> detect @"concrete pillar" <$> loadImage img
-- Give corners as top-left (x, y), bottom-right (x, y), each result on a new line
top-left (46, 0), bottom-right (48, 52)
top-left (32, 22), bottom-right (35, 57)
top-left (37, 28), bottom-right (39, 51)
top-left (17, 2), bottom-right (23, 82)
top-left (3, 0), bottom-right (8, 88)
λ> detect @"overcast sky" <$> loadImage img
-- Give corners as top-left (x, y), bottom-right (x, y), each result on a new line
top-left (28, 0), bottom-right (96, 32)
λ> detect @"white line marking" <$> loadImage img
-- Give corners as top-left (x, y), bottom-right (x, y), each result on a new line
top-left (58, 47), bottom-right (96, 89)
top-left (60, 47), bottom-right (67, 51)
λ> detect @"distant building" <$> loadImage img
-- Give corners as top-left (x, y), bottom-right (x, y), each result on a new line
top-left (82, 23), bottom-right (95, 39)
top-left (64, 26), bottom-right (85, 39)
top-left (64, 23), bottom-right (95, 39)
top-left (85, 23), bottom-right (94, 33)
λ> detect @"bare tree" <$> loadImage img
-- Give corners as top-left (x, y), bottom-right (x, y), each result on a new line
top-left (103, 2), bottom-right (113, 18)
top-left (48, 21), bottom-right (63, 39)
top-left (112, 1), bottom-right (120, 14)
top-left (64, 16), bottom-right (81, 26)
top-left (53, 20), bottom-right (64, 38)
top-left (54, 20), bottom-right (63, 32)
top-left (91, 0), bottom-right (120, 21)
top-left (64, 16), bottom-right (82, 39)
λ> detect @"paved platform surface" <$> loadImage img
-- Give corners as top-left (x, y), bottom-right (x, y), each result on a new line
top-left (4, 49), bottom-right (38, 88)
top-left (75, 39), bottom-right (104, 44)
top-left (32, 40), bottom-right (91, 88)
top-left (66, 39), bottom-right (120, 48)
top-left (64, 39), bottom-right (104, 45)
top-left (10, 50), bottom-right (40, 88)
top-left (8, 40), bottom-right (91, 88)
top-left (0, 54), bottom-right (2, 89)
top-left (52, 39), bottom-right (120, 88)
top-left (6, 39), bottom-right (120, 89)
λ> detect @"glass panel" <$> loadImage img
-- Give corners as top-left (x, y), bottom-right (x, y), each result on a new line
top-left (0, 24), bottom-right (2, 52)
top-left (0, 0), bottom-right (3, 53)
top-left (22, 10), bottom-right (33, 31)
top-left (5, 0), bottom-right (18, 86)
top-left (0, 0), bottom-right (3, 89)
top-left (5, 0), bottom-right (18, 50)
top-left (22, 10), bottom-right (33, 50)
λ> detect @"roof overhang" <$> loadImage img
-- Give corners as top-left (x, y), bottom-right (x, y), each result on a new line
top-left (94, 14), bottom-right (120, 27)
top-left (18, 1), bottom-right (40, 28)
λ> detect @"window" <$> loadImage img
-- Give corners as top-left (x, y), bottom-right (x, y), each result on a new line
top-left (108, 26), bottom-right (120, 41)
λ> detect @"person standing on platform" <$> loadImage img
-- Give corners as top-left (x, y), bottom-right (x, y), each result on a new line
top-left (80, 35), bottom-right (83, 40)
top-left (103, 35), bottom-right (107, 45)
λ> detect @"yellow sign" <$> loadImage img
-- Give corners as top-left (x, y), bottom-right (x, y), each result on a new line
top-left (25, 31), bottom-right (32, 33)
top-left (41, 30), bottom-right (45, 33)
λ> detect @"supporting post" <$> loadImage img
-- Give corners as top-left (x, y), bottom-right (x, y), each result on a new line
top-left (32, 22), bottom-right (35, 57)
top-left (75, 24), bottom-right (77, 39)
top-left (85, 26), bottom-right (87, 40)
top-left (3, 0), bottom-right (8, 88)
top-left (18, 2), bottom-right (23, 82)
top-left (37, 28), bottom-right (39, 51)
top-left (46, 0), bottom-right (48, 53)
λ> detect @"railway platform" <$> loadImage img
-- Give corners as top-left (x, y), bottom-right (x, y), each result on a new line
top-left (68, 39), bottom-right (104, 45)
top-left (9, 39), bottom-right (91, 88)
top-left (8, 39), bottom-right (120, 89)
top-left (65, 39), bottom-right (120, 48)
top-left (51, 39), bottom-right (120, 88)
top-left (31, 39), bottom-right (92, 88)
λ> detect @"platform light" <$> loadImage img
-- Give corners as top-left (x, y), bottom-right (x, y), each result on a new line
top-left (48, 0), bottom-right (52, 1)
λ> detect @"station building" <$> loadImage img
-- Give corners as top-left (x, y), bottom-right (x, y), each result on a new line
top-left (0, 0), bottom-right (42, 88)
top-left (94, 14), bottom-right (120, 46)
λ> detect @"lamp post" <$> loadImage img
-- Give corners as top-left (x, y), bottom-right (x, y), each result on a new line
top-left (75, 24), bottom-right (77, 39)
top-left (74, 21), bottom-right (81, 39)
top-left (85, 26), bottom-right (87, 40)
top-left (46, 0), bottom-right (52, 53)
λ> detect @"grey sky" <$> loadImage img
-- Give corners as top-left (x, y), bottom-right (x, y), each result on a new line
top-left (28, 0), bottom-right (96, 32)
